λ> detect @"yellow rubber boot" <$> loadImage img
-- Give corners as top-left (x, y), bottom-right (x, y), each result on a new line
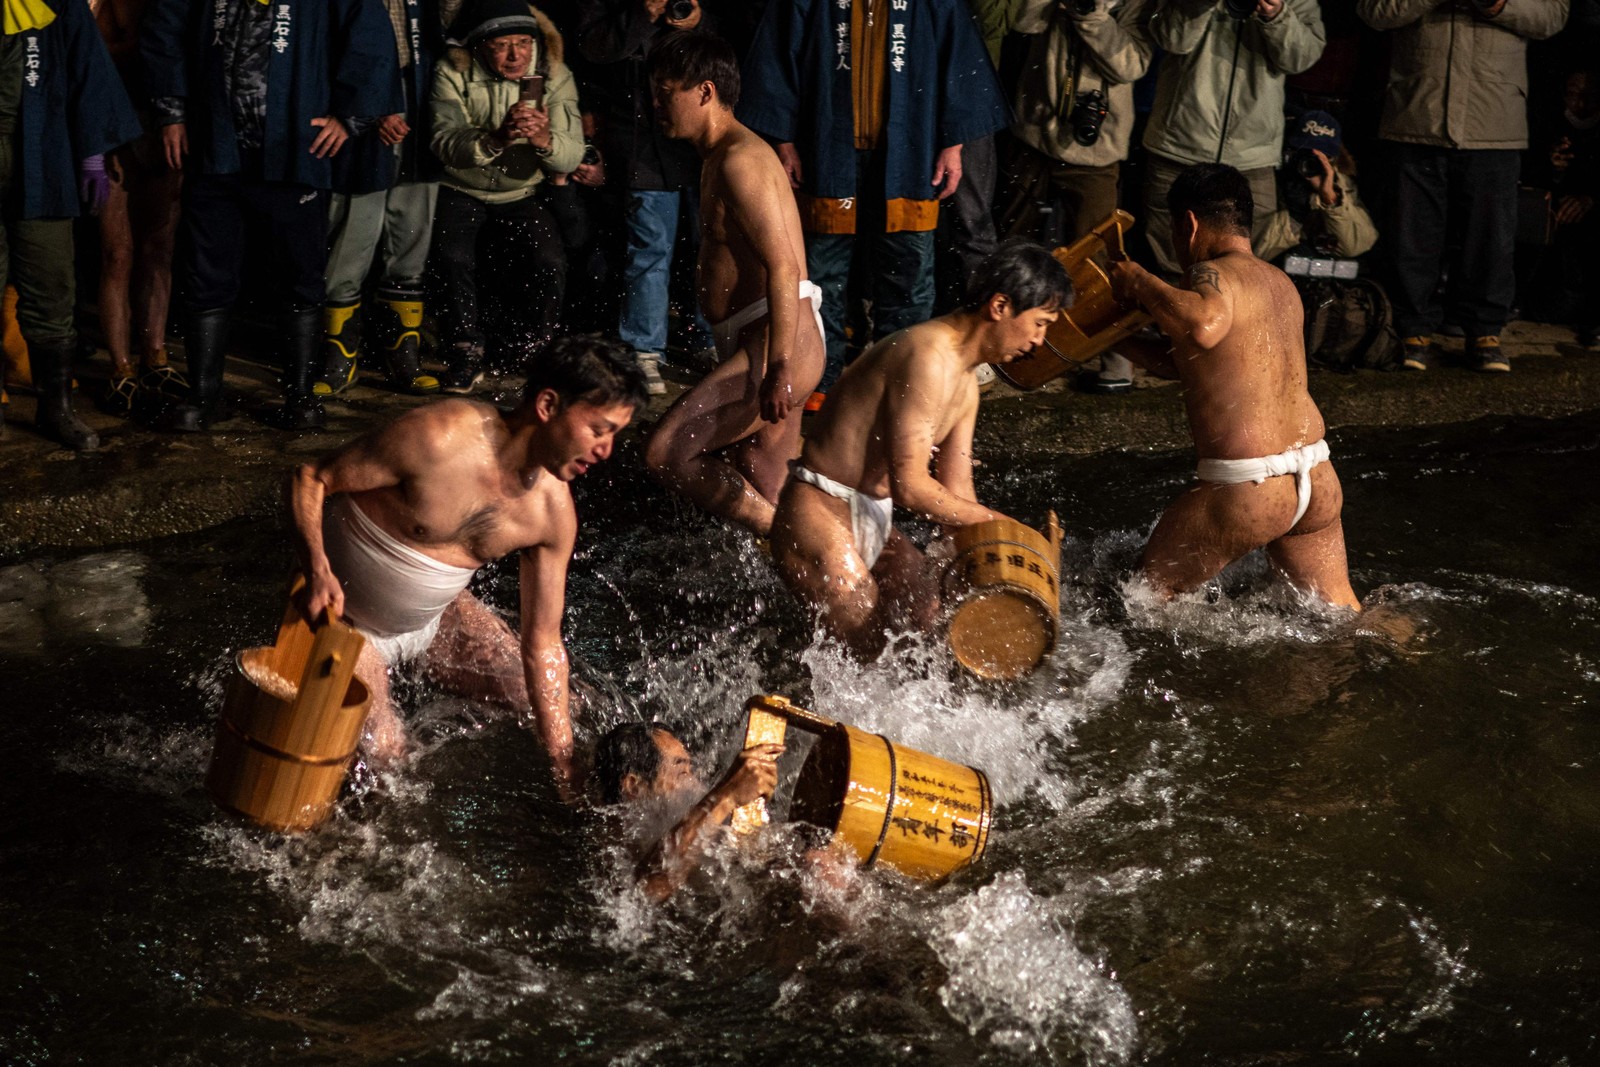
top-left (313, 301), bottom-right (361, 396)
top-left (376, 295), bottom-right (439, 396)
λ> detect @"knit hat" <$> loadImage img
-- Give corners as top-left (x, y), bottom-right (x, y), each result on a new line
top-left (455, 0), bottom-right (539, 46)
top-left (1285, 110), bottom-right (1341, 157)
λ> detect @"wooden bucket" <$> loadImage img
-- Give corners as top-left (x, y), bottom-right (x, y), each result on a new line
top-left (943, 512), bottom-right (1063, 682)
top-left (741, 694), bottom-right (992, 881)
top-left (996, 210), bottom-right (1151, 390)
top-left (205, 595), bottom-right (370, 833)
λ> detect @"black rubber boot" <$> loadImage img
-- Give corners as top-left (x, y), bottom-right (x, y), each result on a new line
top-left (313, 300), bottom-right (361, 396)
top-left (31, 338), bottom-right (100, 451)
top-left (166, 307), bottom-right (233, 432)
top-left (273, 305), bottom-right (326, 431)
top-left (372, 289), bottom-right (440, 395)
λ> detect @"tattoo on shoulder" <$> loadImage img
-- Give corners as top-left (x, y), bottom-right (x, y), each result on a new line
top-left (1187, 264), bottom-right (1223, 296)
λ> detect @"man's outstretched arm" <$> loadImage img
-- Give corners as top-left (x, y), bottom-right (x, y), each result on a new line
top-left (518, 498), bottom-right (578, 794)
top-left (1110, 259), bottom-right (1235, 351)
top-left (638, 743), bottom-right (782, 902)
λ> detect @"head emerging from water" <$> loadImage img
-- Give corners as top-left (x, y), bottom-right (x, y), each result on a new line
top-left (594, 722), bottom-right (702, 804)
top-left (648, 30), bottom-right (739, 139)
top-left (961, 239), bottom-right (1073, 363)
top-left (1167, 163), bottom-right (1254, 270)
top-left (518, 334), bottom-right (649, 481)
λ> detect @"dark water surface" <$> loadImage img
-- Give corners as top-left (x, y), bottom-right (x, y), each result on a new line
top-left (3, 412), bottom-right (1598, 1065)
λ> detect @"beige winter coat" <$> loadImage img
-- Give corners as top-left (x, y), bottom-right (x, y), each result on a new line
top-left (1141, 0), bottom-right (1325, 172)
top-left (430, 6), bottom-right (584, 204)
top-left (1356, 0), bottom-right (1568, 150)
top-left (1010, 0), bottom-right (1154, 169)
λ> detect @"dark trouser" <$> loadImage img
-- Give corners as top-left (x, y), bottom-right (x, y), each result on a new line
top-left (429, 185), bottom-right (567, 362)
top-left (997, 137), bottom-right (1121, 247)
top-left (951, 136), bottom-right (1000, 272)
top-left (1386, 142), bottom-right (1519, 339)
top-left (180, 172), bottom-right (327, 310)
top-left (0, 137), bottom-right (76, 346)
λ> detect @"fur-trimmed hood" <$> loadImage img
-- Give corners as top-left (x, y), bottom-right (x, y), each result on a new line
top-left (444, 2), bottom-right (564, 74)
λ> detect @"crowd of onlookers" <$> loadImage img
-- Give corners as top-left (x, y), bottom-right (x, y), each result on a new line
top-left (2, 0), bottom-right (1597, 453)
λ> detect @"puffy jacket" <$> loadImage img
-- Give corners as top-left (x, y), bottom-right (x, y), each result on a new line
top-left (429, 5), bottom-right (584, 204)
top-left (1011, 0), bottom-right (1154, 169)
top-left (1356, 0), bottom-right (1568, 150)
top-left (1142, 0), bottom-right (1324, 171)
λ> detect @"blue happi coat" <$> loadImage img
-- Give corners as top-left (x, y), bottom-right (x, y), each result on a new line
top-left (737, 0), bottom-right (1008, 207)
top-left (12, 0), bottom-right (143, 219)
top-left (141, 0), bottom-right (399, 190)
top-left (333, 0), bottom-right (441, 194)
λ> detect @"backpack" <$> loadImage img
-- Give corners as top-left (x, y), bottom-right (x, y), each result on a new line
top-left (1299, 276), bottom-right (1401, 372)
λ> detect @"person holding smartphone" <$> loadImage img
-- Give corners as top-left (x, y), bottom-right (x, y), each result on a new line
top-left (429, 0), bottom-right (585, 391)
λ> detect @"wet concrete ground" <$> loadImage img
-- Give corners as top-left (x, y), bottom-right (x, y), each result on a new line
top-left (1, 320), bottom-right (1595, 552)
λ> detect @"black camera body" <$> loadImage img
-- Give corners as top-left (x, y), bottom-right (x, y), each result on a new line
top-left (1221, 0), bottom-right (1256, 19)
top-left (1285, 147), bottom-right (1323, 181)
top-left (666, 0), bottom-right (694, 20)
top-left (1069, 89), bottom-right (1109, 147)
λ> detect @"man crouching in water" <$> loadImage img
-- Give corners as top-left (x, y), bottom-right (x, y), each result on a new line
top-left (288, 335), bottom-right (650, 793)
top-left (1108, 163), bottom-right (1361, 610)
top-left (643, 30), bottom-right (825, 536)
top-left (594, 722), bottom-right (783, 902)
top-left (770, 241), bottom-right (1072, 657)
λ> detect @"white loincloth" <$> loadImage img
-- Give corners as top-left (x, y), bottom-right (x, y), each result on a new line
top-left (789, 461), bottom-right (894, 569)
top-left (1196, 439), bottom-right (1331, 530)
top-left (711, 280), bottom-right (826, 360)
top-left (322, 494), bottom-right (478, 665)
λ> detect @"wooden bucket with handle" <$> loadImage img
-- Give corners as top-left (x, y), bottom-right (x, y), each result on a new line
top-left (205, 588), bottom-right (370, 833)
top-left (943, 512), bottom-right (1063, 682)
top-left (995, 210), bottom-right (1151, 390)
top-left (735, 694), bottom-right (993, 881)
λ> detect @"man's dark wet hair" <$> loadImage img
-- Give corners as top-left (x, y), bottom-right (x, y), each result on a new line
top-left (1167, 163), bottom-right (1253, 236)
top-left (647, 29), bottom-right (740, 109)
top-left (522, 333), bottom-right (650, 410)
top-left (961, 238), bottom-right (1074, 314)
top-left (594, 721), bottom-right (674, 805)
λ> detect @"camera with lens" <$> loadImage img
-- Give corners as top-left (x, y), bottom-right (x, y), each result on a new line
top-left (666, 0), bottom-right (694, 20)
top-left (1285, 147), bottom-right (1324, 182)
top-left (581, 142), bottom-right (601, 167)
top-left (1221, 0), bottom-right (1256, 19)
top-left (1072, 0), bottom-right (1099, 14)
top-left (1069, 89), bottom-right (1109, 148)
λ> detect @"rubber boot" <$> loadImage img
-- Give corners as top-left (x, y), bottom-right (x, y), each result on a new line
top-left (273, 305), bottom-right (326, 431)
top-left (166, 307), bottom-right (232, 432)
top-left (31, 338), bottom-right (100, 451)
top-left (313, 300), bottom-right (361, 396)
top-left (372, 290), bottom-right (440, 395)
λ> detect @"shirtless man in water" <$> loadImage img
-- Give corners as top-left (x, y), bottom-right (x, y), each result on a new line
top-left (770, 241), bottom-right (1072, 656)
top-left (1108, 163), bottom-right (1360, 610)
top-left (642, 30), bottom-right (825, 536)
top-left (287, 335), bottom-right (649, 790)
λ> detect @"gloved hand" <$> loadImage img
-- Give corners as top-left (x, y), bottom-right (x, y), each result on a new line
top-left (79, 154), bottom-right (111, 215)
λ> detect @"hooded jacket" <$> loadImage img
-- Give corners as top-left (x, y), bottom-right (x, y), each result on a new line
top-left (430, 4), bottom-right (583, 203)
top-left (1356, 0), bottom-right (1568, 150)
top-left (1010, 0), bottom-right (1153, 169)
top-left (1141, 0), bottom-right (1324, 172)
